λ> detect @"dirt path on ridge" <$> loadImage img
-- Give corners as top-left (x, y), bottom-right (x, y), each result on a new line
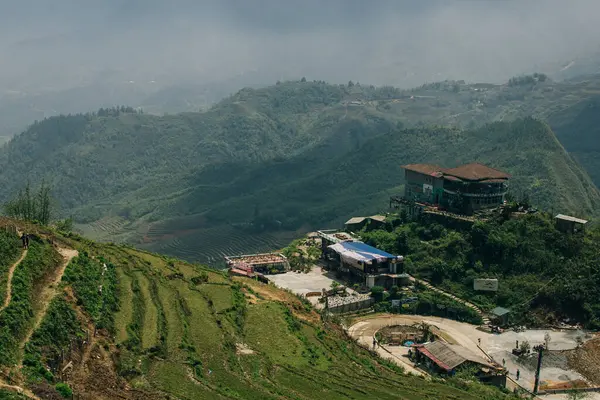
top-left (0, 248), bottom-right (28, 313)
top-left (18, 246), bottom-right (79, 368)
top-left (0, 380), bottom-right (40, 399)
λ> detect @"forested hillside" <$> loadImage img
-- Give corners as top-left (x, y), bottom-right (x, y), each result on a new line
top-left (362, 211), bottom-right (600, 329)
top-left (185, 118), bottom-right (599, 230)
top-left (0, 80), bottom-right (599, 263)
top-left (547, 95), bottom-right (600, 186)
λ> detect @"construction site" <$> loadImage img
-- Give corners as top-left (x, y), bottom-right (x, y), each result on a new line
top-left (349, 314), bottom-right (600, 398)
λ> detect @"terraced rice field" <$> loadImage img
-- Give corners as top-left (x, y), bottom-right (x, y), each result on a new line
top-left (76, 216), bottom-right (130, 241)
top-left (141, 225), bottom-right (297, 266)
top-left (79, 213), bottom-right (299, 267)
top-left (195, 284), bottom-right (233, 313)
top-left (3, 227), bottom-right (517, 400)
top-left (134, 271), bottom-right (160, 350)
top-left (114, 268), bottom-right (133, 344)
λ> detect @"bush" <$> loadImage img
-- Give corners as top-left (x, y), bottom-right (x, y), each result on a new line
top-left (55, 382), bottom-right (73, 398)
top-left (370, 286), bottom-right (385, 302)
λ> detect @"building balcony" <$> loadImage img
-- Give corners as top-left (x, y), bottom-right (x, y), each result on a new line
top-left (443, 188), bottom-right (508, 198)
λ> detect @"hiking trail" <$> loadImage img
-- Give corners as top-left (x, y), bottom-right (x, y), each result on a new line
top-left (0, 248), bottom-right (28, 313)
top-left (0, 379), bottom-right (40, 399)
top-left (18, 246), bottom-right (79, 367)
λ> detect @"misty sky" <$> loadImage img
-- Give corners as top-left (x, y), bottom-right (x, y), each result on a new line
top-left (0, 0), bottom-right (599, 91)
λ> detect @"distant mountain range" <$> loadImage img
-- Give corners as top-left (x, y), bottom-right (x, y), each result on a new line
top-left (1, 77), bottom-right (599, 263)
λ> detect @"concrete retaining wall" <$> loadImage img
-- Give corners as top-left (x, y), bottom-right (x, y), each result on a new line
top-left (328, 298), bottom-right (374, 314)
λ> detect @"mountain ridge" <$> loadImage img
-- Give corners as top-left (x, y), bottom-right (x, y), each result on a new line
top-left (1, 80), bottom-right (599, 263)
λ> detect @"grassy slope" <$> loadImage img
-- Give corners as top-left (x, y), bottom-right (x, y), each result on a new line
top-left (10, 230), bottom-right (516, 400)
top-left (547, 94), bottom-right (600, 186)
top-left (0, 238), bottom-right (62, 366)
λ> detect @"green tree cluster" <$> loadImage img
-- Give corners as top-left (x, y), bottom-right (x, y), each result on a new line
top-left (4, 181), bottom-right (52, 225)
top-left (362, 212), bottom-right (600, 328)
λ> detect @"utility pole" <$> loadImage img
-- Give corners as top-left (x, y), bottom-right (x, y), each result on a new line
top-left (533, 344), bottom-right (544, 394)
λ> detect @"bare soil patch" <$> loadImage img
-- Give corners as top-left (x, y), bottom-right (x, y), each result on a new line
top-left (566, 336), bottom-right (600, 385)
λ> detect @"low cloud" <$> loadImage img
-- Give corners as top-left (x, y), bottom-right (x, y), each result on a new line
top-left (0, 0), bottom-right (598, 91)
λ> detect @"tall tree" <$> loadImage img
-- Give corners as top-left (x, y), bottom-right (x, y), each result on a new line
top-left (3, 181), bottom-right (53, 225)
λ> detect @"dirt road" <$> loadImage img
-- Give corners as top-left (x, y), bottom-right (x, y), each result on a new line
top-left (349, 314), bottom-right (489, 353)
top-left (1, 248), bottom-right (27, 312)
top-left (348, 314), bottom-right (591, 396)
top-left (348, 314), bottom-right (495, 376)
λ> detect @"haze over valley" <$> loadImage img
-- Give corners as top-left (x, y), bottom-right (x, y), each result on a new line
top-left (1, 0), bottom-right (600, 136)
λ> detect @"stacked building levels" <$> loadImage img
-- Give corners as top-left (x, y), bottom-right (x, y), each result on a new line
top-left (317, 230), bottom-right (406, 289)
top-left (402, 162), bottom-right (511, 214)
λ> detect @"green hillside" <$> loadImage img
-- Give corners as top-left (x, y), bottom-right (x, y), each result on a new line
top-left (0, 80), bottom-right (599, 263)
top-left (361, 210), bottom-right (600, 329)
top-left (0, 222), bottom-right (518, 400)
top-left (547, 95), bottom-right (600, 186)
top-left (184, 117), bottom-right (599, 228)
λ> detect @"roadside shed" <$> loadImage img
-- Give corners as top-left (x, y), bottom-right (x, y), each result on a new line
top-left (368, 215), bottom-right (387, 229)
top-left (414, 341), bottom-right (495, 374)
top-left (555, 214), bottom-right (588, 234)
top-left (490, 307), bottom-right (511, 327)
top-left (344, 217), bottom-right (367, 232)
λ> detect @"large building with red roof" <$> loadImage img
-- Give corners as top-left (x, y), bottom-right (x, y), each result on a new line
top-left (401, 163), bottom-right (511, 214)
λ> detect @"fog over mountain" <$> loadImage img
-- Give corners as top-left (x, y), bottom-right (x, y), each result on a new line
top-left (0, 0), bottom-right (598, 135)
top-left (2, 0), bottom-right (600, 88)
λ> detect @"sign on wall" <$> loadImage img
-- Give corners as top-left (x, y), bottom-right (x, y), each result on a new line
top-left (473, 278), bottom-right (499, 292)
top-left (391, 299), bottom-right (401, 308)
top-left (423, 184), bottom-right (433, 197)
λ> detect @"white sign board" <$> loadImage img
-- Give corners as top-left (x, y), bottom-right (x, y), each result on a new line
top-left (391, 299), bottom-right (401, 308)
top-left (423, 184), bottom-right (433, 196)
top-left (473, 278), bottom-right (498, 292)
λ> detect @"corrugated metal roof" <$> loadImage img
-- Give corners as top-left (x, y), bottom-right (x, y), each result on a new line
top-left (491, 307), bottom-right (511, 317)
top-left (369, 215), bottom-right (387, 223)
top-left (555, 214), bottom-right (588, 224)
top-left (345, 217), bottom-right (366, 225)
top-left (328, 241), bottom-right (397, 263)
top-left (418, 341), bottom-right (494, 371)
top-left (404, 162), bottom-right (510, 181)
top-left (443, 175), bottom-right (462, 182)
top-left (402, 163), bottom-right (445, 177)
top-left (443, 163), bottom-right (511, 181)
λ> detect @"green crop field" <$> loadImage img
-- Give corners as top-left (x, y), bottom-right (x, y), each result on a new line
top-left (0, 223), bottom-right (520, 399)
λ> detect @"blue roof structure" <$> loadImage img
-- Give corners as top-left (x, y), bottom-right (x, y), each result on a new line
top-left (328, 241), bottom-right (398, 263)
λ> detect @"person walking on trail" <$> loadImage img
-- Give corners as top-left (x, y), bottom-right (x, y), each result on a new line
top-left (25, 233), bottom-right (30, 249)
top-left (373, 338), bottom-right (377, 349)
top-left (516, 369), bottom-right (520, 380)
top-left (21, 233), bottom-right (27, 249)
